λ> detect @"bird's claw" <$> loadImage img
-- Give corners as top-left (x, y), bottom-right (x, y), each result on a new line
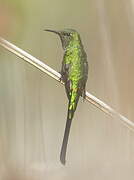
top-left (59, 72), bottom-right (64, 82)
top-left (82, 90), bottom-right (86, 102)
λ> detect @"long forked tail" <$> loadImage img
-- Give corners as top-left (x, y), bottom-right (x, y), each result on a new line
top-left (60, 108), bottom-right (73, 165)
top-left (60, 96), bottom-right (79, 165)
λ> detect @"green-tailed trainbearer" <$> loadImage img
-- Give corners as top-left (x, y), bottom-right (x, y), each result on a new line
top-left (45, 29), bottom-right (88, 165)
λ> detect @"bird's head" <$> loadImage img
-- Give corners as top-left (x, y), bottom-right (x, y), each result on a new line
top-left (45, 28), bottom-right (81, 50)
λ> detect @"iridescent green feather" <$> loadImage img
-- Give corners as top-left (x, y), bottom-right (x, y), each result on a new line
top-left (45, 28), bottom-right (88, 165)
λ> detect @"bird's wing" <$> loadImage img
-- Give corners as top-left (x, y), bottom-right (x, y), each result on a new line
top-left (60, 61), bottom-right (72, 99)
top-left (83, 60), bottom-right (88, 81)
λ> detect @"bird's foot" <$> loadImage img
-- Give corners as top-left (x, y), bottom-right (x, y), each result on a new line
top-left (82, 90), bottom-right (86, 102)
top-left (59, 72), bottom-right (64, 82)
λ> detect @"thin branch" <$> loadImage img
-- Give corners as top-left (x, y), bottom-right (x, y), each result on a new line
top-left (0, 37), bottom-right (134, 132)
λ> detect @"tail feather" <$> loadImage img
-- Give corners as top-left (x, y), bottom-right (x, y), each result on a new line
top-left (60, 96), bottom-right (79, 165)
top-left (60, 108), bottom-right (74, 164)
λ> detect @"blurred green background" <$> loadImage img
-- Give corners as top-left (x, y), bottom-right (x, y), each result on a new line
top-left (0, 0), bottom-right (134, 179)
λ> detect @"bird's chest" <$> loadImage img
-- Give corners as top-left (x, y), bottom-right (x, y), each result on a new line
top-left (64, 49), bottom-right (82, 66)
top-left (64, 50), bottom-right (84, 79)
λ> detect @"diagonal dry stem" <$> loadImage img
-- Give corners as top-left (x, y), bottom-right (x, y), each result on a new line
top-left (0, 37), bottom-right (134, 132)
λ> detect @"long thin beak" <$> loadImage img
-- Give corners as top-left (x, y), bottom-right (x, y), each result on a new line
top-left (44, 29), bottom-right (60, 35)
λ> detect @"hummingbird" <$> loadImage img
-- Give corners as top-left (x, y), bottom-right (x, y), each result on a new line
top-left (45, 29), bottom-right (88, 165)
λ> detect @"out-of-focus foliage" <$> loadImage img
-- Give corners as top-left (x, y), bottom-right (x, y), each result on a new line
top-left (0, 0), bottom-right (25, 38)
